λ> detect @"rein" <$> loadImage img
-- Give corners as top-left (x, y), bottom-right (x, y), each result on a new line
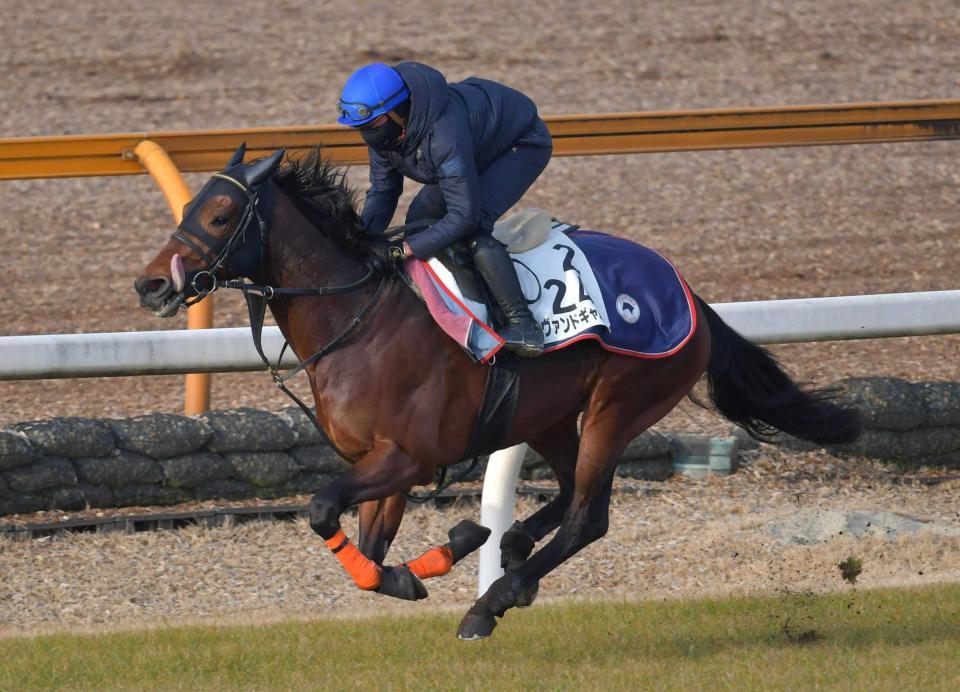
top-left (173, 171), bottom-right (384, 463)
top-left (173, 170), bottom-right (468, 499)
top-left (239, 274), bottom-right (387, 464)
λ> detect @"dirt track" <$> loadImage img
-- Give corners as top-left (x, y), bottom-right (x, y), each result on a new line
top-left (1, 1), bottom-right (959, 634)
top-left (2, 449), bottom-right (959, 637)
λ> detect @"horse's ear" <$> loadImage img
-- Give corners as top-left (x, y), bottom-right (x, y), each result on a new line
top-left (226, 142), bottom-right (247, 169)
top-left (244, 149), bottom-right (285, 188)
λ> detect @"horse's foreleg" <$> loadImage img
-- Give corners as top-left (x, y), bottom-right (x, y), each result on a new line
top-left (358, 494), bottom-right (408, 565)
top-left (401, 519), bottom-right (491, 580)
top-left (309, 440), bottom-right (432, 601)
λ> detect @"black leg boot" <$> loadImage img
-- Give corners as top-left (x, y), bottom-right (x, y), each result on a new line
top-left (468, 235), bottom-right (544, 357)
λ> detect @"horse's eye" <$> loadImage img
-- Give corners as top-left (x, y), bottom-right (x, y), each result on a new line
top-left (212, 215), bottom-right (230, 227)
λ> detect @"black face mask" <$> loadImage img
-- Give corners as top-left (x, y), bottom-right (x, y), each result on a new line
top-left (360, 117), bottom-right (405, 151)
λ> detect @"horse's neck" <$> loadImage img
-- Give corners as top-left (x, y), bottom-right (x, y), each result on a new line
top-left (258, 199), bottom-right (380, 357)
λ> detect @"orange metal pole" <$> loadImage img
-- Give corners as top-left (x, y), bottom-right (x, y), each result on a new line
top-left (133, 140), bottom-right (213, 415)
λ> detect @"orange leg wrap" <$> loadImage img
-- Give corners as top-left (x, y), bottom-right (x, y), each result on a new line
top-left (404, 545), bottom-right (454, 580)
top-left (324, 529), bottom-right (382, 591)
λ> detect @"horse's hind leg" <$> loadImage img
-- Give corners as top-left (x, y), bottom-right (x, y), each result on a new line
top-left (458, 333), bottom-right (710, 640)
top-left (458, 411), bottom-right (630, 640)
top-left (499, 410), bottom-right (580, 606)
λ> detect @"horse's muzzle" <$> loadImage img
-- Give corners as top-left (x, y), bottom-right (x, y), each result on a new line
top-left (134, 275), bottom-right (182, 317)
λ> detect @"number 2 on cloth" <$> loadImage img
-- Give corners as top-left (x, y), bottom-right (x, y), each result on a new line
top-left (545, 244), bottom-right (590, 313)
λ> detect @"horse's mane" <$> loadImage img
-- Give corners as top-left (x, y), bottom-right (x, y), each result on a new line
top-left (272, 146), bottom-right (369, 254)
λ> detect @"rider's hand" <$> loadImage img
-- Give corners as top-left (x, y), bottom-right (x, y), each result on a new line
top-left (366, 238), bottom-right (406, 274)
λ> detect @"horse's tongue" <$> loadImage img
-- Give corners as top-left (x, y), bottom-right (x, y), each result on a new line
top-left (171, 254), bottom-right (185, 292)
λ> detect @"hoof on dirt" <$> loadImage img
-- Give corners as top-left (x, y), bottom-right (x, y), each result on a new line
top-left (457, 604), bottom-right (497, 641)
top-left (376, 565), bottom-right (428, 601)
top-left (447, 519), bottom-right (492, 563)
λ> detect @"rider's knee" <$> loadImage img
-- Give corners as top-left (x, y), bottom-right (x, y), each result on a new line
top-left (466, 231), bottom-right (501, 256)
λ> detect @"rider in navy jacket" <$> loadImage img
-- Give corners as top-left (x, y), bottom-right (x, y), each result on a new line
top-left (337, 62), bottom-right (552, 357)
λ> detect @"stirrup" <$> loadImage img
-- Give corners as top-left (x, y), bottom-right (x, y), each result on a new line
top-left (499, 323), bottom-right (544, 358)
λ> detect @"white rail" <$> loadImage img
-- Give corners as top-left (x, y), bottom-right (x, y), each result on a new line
top-left (1, 290), bottom-right (958, 380)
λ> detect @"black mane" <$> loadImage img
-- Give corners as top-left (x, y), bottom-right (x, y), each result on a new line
top-left (272, 146), bottom-right (369, 253)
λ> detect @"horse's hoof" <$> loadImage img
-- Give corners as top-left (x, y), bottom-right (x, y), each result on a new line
top-left (457, 604), bottom-right (497, 641)
top-left (447, 520), bottom-right (491, 563)
top-left (516, 581), bottom-right (540, 608)
top-left (376, 565), bottom-right (428, 601)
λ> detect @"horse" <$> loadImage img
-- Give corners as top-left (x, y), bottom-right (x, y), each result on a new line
top-left (134, 145), bottom-right (860, 640)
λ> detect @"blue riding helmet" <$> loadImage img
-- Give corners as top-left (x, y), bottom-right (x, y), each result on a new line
top-left (337, 63), bottom-right (410, 127)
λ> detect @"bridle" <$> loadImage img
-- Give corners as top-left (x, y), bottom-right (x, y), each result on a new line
top-left (170, 166), bottom-right (472, 501)
top-left (172, 171), bottom-right (275, 304)
top-left (172, 169), bottom-right (386, 462)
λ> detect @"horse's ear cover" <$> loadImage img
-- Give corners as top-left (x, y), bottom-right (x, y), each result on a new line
top-left (244, 149), bottom-right (285, 188)
top-left (226, 142), bottom-right (247, 168)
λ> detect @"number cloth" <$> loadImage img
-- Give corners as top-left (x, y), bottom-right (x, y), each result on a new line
top-left (405, 223), bottom-right (697, 362)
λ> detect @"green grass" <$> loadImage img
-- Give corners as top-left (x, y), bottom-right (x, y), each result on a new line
top-left (2, 584), bottom-right (959, 691)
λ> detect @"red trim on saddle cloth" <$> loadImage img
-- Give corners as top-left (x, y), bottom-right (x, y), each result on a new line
top-left (545, 271), bottom-right (699, 360)
top-left (407, 257), bottom-right (504, 363)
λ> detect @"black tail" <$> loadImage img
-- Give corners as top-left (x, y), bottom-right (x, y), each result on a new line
top-left (694, 296), bottom-right (861, 445)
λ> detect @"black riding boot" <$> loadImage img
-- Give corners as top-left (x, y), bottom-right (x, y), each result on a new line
top-left (468, 235), bottom-right (544, 357)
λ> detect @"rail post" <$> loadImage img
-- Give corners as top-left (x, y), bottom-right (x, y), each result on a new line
top-left (133, 140), bottom-right (213, 415)
top-left (478, 444), bottom-right (529, 596)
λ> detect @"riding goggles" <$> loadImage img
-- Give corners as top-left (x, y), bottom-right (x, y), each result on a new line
top-left (336, 85), bottom-right (409, 125)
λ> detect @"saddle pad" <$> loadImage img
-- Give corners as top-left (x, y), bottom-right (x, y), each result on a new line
top-left (408, 226), bottom-right (610, 361)
top-left (406, 226), bottom-right (696, 361)
top-left (565, 230), bottom-right (697, 357)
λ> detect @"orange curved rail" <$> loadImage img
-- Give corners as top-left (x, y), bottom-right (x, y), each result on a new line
top-left (1, 100), bottom-right (959, 180)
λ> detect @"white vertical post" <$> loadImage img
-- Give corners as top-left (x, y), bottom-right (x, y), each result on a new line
top-left (477, 443), bottom-right (528, 596)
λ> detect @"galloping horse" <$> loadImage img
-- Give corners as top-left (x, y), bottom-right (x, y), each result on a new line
top-left (134, 146), bottom-right (860, 639)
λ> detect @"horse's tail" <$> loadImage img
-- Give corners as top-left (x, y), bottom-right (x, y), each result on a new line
top-left (694, 295), bottom-right (861, 445)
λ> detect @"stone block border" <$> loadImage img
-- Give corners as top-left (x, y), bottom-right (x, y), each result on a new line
top-left (2, 377), bottom-right (958, 515)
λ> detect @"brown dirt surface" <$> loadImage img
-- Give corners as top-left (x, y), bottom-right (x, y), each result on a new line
top-left (2, 449), bottom-right (959, 637)
top-left (1, 1), bottom-right (959, 635)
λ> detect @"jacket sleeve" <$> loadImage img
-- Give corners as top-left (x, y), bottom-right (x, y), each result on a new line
top-left (360, 148), bottom-right (404, 233)
top-left (406, 123), bottom-right (481, 259)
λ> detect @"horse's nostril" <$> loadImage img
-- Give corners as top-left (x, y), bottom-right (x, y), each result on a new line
top-left (142, 277), bottom-right (170, 296)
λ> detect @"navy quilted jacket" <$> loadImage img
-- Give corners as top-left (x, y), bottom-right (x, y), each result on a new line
top-left (360, 62), bottom-right (542, 258)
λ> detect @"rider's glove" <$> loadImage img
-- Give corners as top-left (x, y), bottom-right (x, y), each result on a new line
top-left (366, 239), bottom-right (406, 274)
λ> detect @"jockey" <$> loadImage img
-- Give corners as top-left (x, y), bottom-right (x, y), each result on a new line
top-left (337, 62), bottom-right (552, 357)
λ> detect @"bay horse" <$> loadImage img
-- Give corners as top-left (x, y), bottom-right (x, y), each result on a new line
top-left (134, 146), bottom-right (860, 640)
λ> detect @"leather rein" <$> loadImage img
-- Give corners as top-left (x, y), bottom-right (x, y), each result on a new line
top-left (171, 172), bottom-right (474, 501)
top-left (172, 171), bottom-right (384, 463)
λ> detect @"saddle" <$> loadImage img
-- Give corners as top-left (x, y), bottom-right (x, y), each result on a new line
top-left (383, 209), bottom-right (556, 307)
top-left (379, 214), bottom-right (554, 469)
